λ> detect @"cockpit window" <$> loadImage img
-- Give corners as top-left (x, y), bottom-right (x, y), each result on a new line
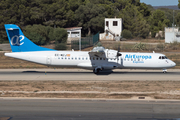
top-left (159, 56), bottom-right (168, 59)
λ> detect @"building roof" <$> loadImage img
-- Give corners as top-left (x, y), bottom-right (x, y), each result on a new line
top-left (65, 27), bottom-right (82, 31)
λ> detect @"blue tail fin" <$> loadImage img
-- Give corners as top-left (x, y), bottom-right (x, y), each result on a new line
top-left (4, 24), bottom-right (56, 52)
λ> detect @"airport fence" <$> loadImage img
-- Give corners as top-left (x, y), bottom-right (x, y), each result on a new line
top-left (71, 32), bottom-right (99, 50)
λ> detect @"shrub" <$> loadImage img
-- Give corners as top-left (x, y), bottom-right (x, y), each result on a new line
top-left (24, 25), bottom-right (49, 45)
top-left (132, 42), bottom-right (147, 51)
top-left (121, 29), bottom-right (132, 39)
top-left (156, 44), bottom-right (164, 51)
top-left (53, 28), bottom-right (67, 43)
top-left (24, 25), bottom-right (68, 45)
top-left (96, 42), bottom-right (102, 46)
top-left (55, 43), bottom-right (67, 50)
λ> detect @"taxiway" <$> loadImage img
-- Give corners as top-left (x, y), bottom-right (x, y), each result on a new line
top-left (0, 98), bottom-right (180, 120)
top-left (0, 69), bottom-right (180, 81)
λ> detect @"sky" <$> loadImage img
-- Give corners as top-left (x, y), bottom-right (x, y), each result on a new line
top-left (140, 0), bottom-right (178, 6)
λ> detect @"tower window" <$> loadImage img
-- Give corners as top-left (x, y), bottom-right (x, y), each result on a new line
top-left (113, 21), bottom-right (118, 26)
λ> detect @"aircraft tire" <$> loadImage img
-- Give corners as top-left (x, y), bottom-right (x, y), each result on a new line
top-left (93, 69), bottom-right (100, 74)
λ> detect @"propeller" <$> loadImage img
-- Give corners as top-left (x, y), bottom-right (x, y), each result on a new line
top-left (117, 45), bottom-right (122, 63)
top-left (117, 45), bottom-right (122, 56)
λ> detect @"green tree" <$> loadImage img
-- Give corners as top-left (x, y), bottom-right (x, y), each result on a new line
top-left (150, 9), bottom-right (170, 37)
top-left (53, 27), bottom-right (67, 43)
top-left (24, 24), bottom-right (53, 45)
top-left (121, 29), bottom-right (132, 39)
top-left (158, 8), bottom-right (175, 27)
top-left (42, 0), bottom-right (70, 28)
top-left (175, 12), bottom-right (180, 27)
top-left (75, 3), bottom-right (108, 35)
top-left (119, 3), bottom-right (150, 38)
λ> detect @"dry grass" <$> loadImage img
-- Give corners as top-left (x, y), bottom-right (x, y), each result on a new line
top-left (1, 81), bottom-right (180, 99)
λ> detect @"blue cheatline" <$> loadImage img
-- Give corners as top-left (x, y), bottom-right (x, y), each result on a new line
top-left (4, 24), bottom-right (57, 52)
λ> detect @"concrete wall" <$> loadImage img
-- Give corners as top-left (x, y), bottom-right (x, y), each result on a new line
top-left (100, 18), bottom-right (122, 41)
top-left (67, 29), bottom-right (81, 44)
top-left (165, 27), bottom-right (180, 43)
top-left (105, 18), bottom-right (122, 36)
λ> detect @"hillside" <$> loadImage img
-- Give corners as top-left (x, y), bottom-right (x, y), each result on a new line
top-left (153, 5), bottom-right (179, 10)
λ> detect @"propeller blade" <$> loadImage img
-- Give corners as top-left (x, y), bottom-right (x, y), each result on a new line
top-left (118, 45), bottom-right (120, 52)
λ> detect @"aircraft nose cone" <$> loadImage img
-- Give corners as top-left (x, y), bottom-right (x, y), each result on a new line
top-left (172, 62), bottom-right (176, 67)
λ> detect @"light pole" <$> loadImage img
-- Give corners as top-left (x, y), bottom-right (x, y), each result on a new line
top-left (173, 10), bottom-right (174, 27)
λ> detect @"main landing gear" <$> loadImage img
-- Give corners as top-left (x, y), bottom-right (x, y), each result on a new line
top-left (93, 69), bottom-right (100, 74)
top-left (93, 66), bottom-right (102, 74)
top-left (163, 69), bottom-right (167, 73)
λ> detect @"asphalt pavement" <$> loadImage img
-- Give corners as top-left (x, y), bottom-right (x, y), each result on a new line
top-left (0, 69), bottom-right (180, 81)
top-left (0, 98), bottom-right (180, 120)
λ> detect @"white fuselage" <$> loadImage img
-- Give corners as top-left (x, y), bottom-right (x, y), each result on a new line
top-left (5, 50), bottom-right (176, 70)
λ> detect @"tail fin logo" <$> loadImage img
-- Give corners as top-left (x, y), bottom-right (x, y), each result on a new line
top-left (11, 35), bottom-right (24, 46)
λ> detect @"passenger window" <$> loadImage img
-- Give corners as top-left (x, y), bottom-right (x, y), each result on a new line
top-left (162, 56), bottom-right (165, 59)
top-left (75, 57), bottom-right (77, 60)
top-left (100, 58), bottom-right (102, 60)
top-left (103, 58), bottom-right (106, 60)
top-left (96, 58), bottom-right (98, 60)
top-left (93, 57), bottom-right (95, 60)
top-left (159, 56), bottom-right (161, 59)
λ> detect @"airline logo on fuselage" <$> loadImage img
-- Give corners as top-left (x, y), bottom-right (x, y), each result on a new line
top-left (125, 54), bottom-right (152, 60)
top-left (11, 35), bottom-right (24, 46)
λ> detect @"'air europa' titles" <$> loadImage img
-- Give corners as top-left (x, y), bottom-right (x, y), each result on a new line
top-left (125, 54), bottom-right (152, 60)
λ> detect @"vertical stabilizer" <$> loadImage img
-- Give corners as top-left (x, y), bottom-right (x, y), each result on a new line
top-left (4, 24), bottom-right (56, 52)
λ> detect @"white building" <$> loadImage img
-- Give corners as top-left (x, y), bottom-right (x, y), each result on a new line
top-left (100, 18), bottom-right (122, 41)
top-left (65, 27), bottom-right (82, 44)
top-left (165, 27), bottom-right (180, 43)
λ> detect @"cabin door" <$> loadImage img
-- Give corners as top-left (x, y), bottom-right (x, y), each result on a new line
top-left (46, 56), bottom-right (51, 65)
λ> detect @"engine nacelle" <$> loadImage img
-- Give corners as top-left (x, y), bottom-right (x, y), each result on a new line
top-left (106, 49), bottom-right (117, 59)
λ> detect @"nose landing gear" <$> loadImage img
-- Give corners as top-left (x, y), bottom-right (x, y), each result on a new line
top-left (163, 69), bottom-right (167, 73)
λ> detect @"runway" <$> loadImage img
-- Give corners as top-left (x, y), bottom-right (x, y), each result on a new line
top-left (0, 69), bottom-right (180, 81)
top-left (0, 98), bottom-right (180, 120)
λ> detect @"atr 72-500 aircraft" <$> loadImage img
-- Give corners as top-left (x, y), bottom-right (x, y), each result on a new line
top-left (4, 24), bottom-right (176, 74)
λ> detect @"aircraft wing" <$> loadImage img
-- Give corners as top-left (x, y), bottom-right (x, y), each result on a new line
top-left (88, 47), bottom-right (106, 57)
top-left (88, 51), bottom-right (105, 57)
